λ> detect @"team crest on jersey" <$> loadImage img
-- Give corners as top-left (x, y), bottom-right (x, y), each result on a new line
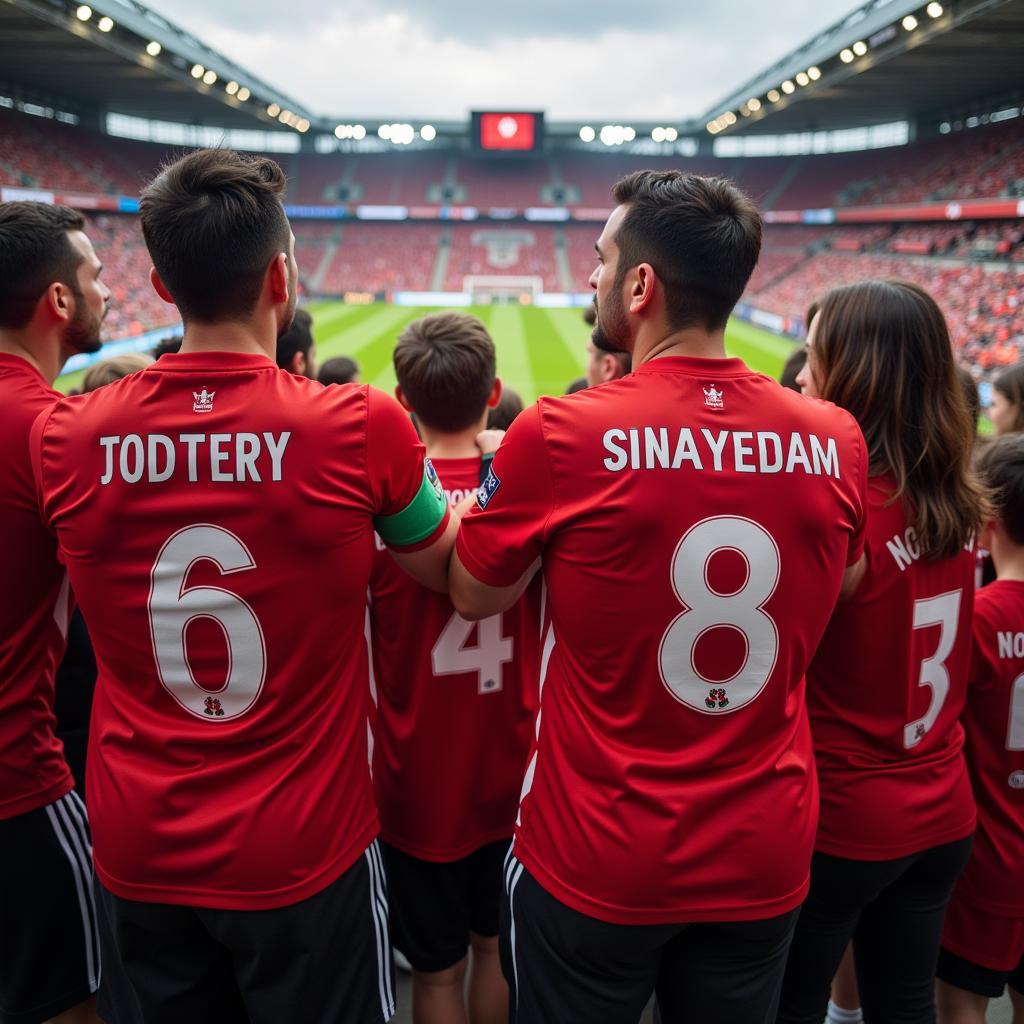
top-left (703, 385), bottom-right (724, 410)
top-left (704, 687), bottom-right (730, 710)
top-left (477, 466), bottom-right (501, 509)
top-left (193, 388), bottom-right (215, 413)
top-left (425, 458), bottom-right (444, 500)
top-left (1010, 771), bottom-right (1024, 790)
top-left (203, 696), bottom-right (225, 717)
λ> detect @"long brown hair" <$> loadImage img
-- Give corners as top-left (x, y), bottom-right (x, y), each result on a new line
top-left (808, 279), bottom-right (989, 559)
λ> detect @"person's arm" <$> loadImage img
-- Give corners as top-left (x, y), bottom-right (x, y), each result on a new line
top-left (837, 421), bottom-right (870, 604)
top-left (389, 514), bottom-right (458, 593)
top-left (450, 404), bottom-right (555, 617)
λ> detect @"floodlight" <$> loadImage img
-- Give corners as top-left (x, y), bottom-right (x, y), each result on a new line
top-left (926, 2), bottom-right (943, 16)
top-left (75, 5), bottom-right (92, 21)
top-left (267, 103), bottom-right (281, 116)
top-left (146, 41), bottom-right (161, 56)
top-left (378, 124), bottom-right (391, 140)
top-left (939, 121), bottom-right (951, 133)
top-left (237, 87), bottom-right (250, 101)
top-left (781, 80), bottom-right (795, 94)
top-left (226, 81), bottom-right (239, 95)
top-left (795, 71), bottom-right (809, 86)
top-left (579, 125), bottom-right (596, 142)
top-left (748, 97), bottom-right (762, 111)
top-left (664, 127), bottom-right (678, 141)
top-left (623, 126), bottom-right (636, 141)
top-left (202, 70), bottom-right (217, 85)
top-left (724, 111), bottom-right (737, 125)
top-left (902, 14), bottom-right (918, 29)
top-left (767, 88), bottom-right (781, 102)
top-left (420, 124), bottom-right (437, 141)
top-left (353, 124), bottom-right (366, 139)
top-left (97, 16), bottom-right (113, 31)
top-left (297, 119), bottom-right (310, 133)
top-left (652, 127), bottom-right (666, 142)
top-left (807, 66), bottom-right (821, 80)
top-left (191, 64), bottom-right (205, 79)
top-left (278, 110), bottom-right (291, 124)
top-left (852, 40), bottom-right (867, 56)
top-left (839, 48), bottom-right (854, 63)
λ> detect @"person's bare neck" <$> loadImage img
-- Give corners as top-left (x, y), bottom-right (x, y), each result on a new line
top-left (179, 319), bottom-right (274, 359)
top-left (0, 329), bottom-right (62, 385)
top-left (418, 413), bottom-right (489, 459)
top-left (634, 324), bottom-right (727, 366)
top-left (991, 534), bottom-right (1024, 582)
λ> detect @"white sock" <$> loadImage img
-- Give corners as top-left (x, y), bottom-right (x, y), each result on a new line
top-left (825, 1000), bottom-right (864, 1024)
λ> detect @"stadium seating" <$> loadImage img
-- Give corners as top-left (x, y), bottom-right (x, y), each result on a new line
top-left (319, 222), bottom-right (441, 294)
top-left (444, 224), bottom-right (560, 292)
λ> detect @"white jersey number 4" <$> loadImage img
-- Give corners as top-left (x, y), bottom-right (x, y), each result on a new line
top-left (904, 590), bottom-right (962, 749)
top-left (432, 612), bottom-right (512, 695)
top-left (659, 516), bottom-right (780, 714)
top-left (148, 524), bottom-right (267, 721)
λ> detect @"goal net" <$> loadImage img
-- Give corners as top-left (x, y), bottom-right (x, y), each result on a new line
top-left (463, 275), bottom-right (543, 304)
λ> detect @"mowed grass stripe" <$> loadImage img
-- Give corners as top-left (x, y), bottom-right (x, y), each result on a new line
top-left (486, 305), bottom-right (537, 404)
top-left (531, 307), bottom-right (588, 396)
top-left (348, 307), bottom-right (432, 392)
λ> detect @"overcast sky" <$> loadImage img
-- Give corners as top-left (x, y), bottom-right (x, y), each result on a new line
top-left (145, 0), bottom-right (862, 121)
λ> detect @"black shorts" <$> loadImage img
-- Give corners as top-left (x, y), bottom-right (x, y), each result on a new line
top-left (96, 838), bottom-right (396, 1024)
top-left (381, 838), bottom-right (509, 973)
top-left (937, 945), bottom-right (1024, 1000)
top-left (0, 791), bottom-right (100, 1024)
top-left (500, 852), bottom-right (798, 1024)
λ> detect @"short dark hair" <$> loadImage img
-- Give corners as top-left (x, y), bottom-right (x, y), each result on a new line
top-left (565, 377), bottom-right (587, 394)
top-left (610, 171), bottom-right (761, 332)
top-left (140, 148), bottom-right (290, 323)
top-left (317, 356), bottom-right (359, 386)
top-left (0, 202), bottom-right (86, 328)
top-left (275, 308), bottom-right (313, 370)
top-left (151, 335), bottom-right (182, 359)
top-left (976, 434), bottom-right (1024, 545)
top-left (487, 387), bottom-right (523, 431)
top-left (779, 347), bottom-right (807, 392)
top-left (393, 312), bottom-right (496, 432)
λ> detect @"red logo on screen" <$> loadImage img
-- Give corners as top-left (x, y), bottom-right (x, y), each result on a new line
top-left (480, 113), bottom-right (536, 151)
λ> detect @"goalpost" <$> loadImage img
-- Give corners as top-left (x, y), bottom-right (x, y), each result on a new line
top-left (463, 275), bottom-right (544, 305)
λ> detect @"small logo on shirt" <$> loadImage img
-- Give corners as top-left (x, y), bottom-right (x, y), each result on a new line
top-left (704, 687), bottom-right (730, 710)
top-left (703, 385), bottom-right (724, 410)
top-left (193, 388), bottom-right (216, 413)
top-left (425, 458), bottom-right (444, 500)
top-left (1010, 771), bottom-right (1024, 790)
top-left (203, 696), bottom-right (225, 717)
top-left (477, 466), bottom-right (501, 509)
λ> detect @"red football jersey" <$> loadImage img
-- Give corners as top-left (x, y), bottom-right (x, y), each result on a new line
top-left (32, 352), bottom-right (448, 910)
top-left (369, 456), bottom-right (541, 861)
top-left (456, 356), bottom-right (868, 925)
top-left (807, 476), bottom-right (977, 860)
top-left (0, 354), bottom-right (73, 820)
top-left (952, 580), bottom-right (1024, 913)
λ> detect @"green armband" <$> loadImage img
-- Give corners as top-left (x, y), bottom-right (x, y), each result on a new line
top-left (375, 459), bottom-right (447, 547)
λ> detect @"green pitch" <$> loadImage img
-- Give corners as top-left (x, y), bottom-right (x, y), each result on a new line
top-left (55, 302), bottom-right (796, 398)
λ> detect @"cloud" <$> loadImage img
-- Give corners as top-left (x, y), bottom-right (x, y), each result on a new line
top-left (144, 0), bottom-right (860, 119)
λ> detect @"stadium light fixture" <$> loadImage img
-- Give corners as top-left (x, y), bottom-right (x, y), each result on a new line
top-left (420, 124), bottom-right (437, 141)
top-left (353, 124), bottom-right (366, 139)
top-left (267, 102), bottom-right (281, 116)
top-left (852, 40), bottom-right (867, 56)
top-left (723, 111), bottom-right (738, 126)
top-left (75, 5), bottom-right (92, 21)
top-left (202, 70), bottom-right (217, 85)
top-left (97, 16), bottom-right (113, 31)
top-left (781, 80), bottom-right (795, 94)
top-left (767, 88), bottom-right (781, 102)
top-left (927, 2), bottom-right (943, 16)
top-left (748, 97), bottom-right (762, 111)
top-left (652, 127), bottom-right (666, 141)
top-left (664, 127), bottom-right (678, 141)
top-left (706, 121), bottom-right (719, 134)
top-left (839, 48), bottom-right (854, 62)
top-left (237, 87), bottom-right (250, 101)
top-left (191, 64), bottom-right (205, 79)
top-left (297, 118), bottom-right (310, 133)
top-left (579, 125), bottom-right (596, 142)
top-left (145, 41), bottom-right (161, 56)
top-left (795, 71), bottom-right (809, 86)
top-left (335, 125), bottom-right (348, 139)
top-left (278, 109), bottom-right (291, 124)
top-left (623, 126), bottom-right (636, 142)
top-left (902, 13), bottom-right (918, 29)
top-left (807, 66), bottom-right (821, 80)
top-left (226, 81), bottom-right (239, 95)
top-left (740, 103), bottom-right (751, 117)
top-left (378, 124), bottom-right (391, 140)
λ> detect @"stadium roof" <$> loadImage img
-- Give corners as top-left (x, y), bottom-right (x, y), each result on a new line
top-left (0, 0), bottom-right (314, 130)
top-left (703, 0), bottom-right (1024, 135)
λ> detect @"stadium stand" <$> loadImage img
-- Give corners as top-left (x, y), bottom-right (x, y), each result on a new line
top-left (444, 224), bottom-right (560, 292)
top-left (319, 222), bottom-right (442, 294)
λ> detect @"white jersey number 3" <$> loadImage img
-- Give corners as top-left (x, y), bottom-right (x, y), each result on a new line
top-left (904, 590), bottom-right (962, 749)
top-left (148, 524), bottom-right (267, 721)
top-left (659, 516), bottom-right (780, 714)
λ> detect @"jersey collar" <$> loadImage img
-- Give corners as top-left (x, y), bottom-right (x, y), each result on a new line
top-left (633, 355), bottom-right (751, 378)
top-left (148, 351), bottom-right (277, 373)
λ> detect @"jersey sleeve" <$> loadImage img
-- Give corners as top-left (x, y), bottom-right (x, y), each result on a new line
top-left (27, 403), bottom-right (57, 530)
top-left (845, 419), bottom-right (869, 566)
top-left (455, 403), bottom-right (555, 587)
top-left (365, 387), bottom-right (450, 552)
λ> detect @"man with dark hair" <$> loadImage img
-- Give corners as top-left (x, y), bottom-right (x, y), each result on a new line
top-left (0, 200), bottom-right (109, 1024)
top-left (779, 347), bottom-right (807, 392)
top-left (370, 312), bottom-right (540, 1024)
top-left (275, 307), bottom-right (316, 376)
top-left (449, 170), bottom-right (869, 1022)
top-left (318, 355), bottom-right (360, 386)
top-left (31, 149), bottom-right (457, 1023)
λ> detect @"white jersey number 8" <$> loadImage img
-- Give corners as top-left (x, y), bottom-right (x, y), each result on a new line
top-left (149, 524), bottom-right (267, 721)
top-left (659, 516), bottom-right (780, 714)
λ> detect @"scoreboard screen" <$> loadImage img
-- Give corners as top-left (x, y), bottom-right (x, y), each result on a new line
top-left (472, 111), bottom-right (544, 152)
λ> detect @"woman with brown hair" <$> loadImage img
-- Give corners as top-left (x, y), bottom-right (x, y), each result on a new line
top-left (990, 362), bottom-right (1024, 436)
top-left (776, 280), bottom-right (990, 1024)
